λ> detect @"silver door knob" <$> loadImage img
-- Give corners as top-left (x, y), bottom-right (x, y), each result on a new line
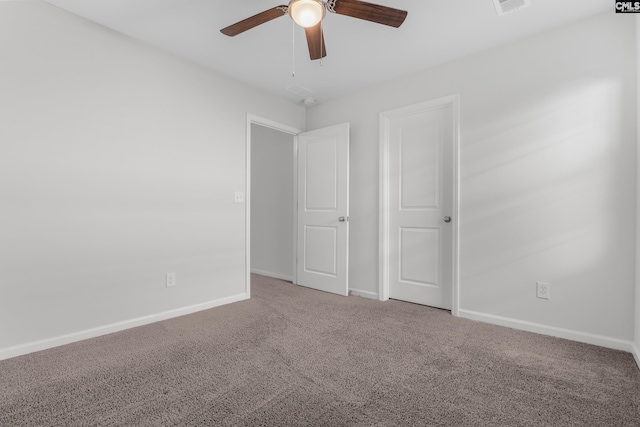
top-left (338, 216), bottom-right (346, 222)
top-left (443, 216), bottom-right (451, 223)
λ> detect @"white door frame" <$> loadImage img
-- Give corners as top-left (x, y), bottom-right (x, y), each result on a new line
top-left (378, 94), bottom-right (461, 315)
top-left (246, 114), bottom-right (302, 298)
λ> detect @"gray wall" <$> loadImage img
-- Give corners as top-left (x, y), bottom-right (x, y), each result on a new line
top-left (635, 15), bottom-right (640, 364)
top-left (0, 1), bottom-right (305, 357)
top-left (250, 124), bottom-right (295, 281)
top-left (2, 3), bottom-right (638, 363)
top-left (307, 13), bottom-right (637, 348)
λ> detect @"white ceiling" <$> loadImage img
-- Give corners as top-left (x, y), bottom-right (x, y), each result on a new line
top-left (43, 0), bottom-right (610, 106)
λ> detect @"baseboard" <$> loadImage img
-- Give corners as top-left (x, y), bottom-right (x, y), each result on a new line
top-left (0, 293), bottom-right (247, 361)
top-left (349, 288), bottom-right (379, 300)
top-left (457, 309), bottom-right (635, 354)
top-left (250, 269), bottom-right (293, 282)
top-left (632, 343), bottom-right (640, 370)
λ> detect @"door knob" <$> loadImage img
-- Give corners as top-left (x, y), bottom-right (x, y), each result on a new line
top-left (443, 216), bottom-right (451, 223)
top-left (338, 216), bottom-right (346, 222)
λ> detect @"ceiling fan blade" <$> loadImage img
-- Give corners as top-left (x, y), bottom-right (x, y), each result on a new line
top-left (333, 0), bottom-right (407, 28)
top-left (220, 5), bottom-right (288, 36)
top-left (305, 22), bottom-right (327, 60)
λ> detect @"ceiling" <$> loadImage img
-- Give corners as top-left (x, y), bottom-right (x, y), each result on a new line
top-left (43, 0), bottom-right (610, 106)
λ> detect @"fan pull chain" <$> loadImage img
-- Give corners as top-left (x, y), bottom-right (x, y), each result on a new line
top-left (319, 23), bottom-right (323, 66)
top-left (291, 19), bottom-right (295, 77)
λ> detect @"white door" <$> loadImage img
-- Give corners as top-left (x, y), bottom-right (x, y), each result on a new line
top-left (296, 123), bottom-right (350, 296)
top-left (382, 99), bottom-right (455, 309)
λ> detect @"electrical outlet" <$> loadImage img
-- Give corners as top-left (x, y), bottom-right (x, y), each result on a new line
top-left (166, 272), bottom-right (176, 288)
top-left (536, 282), bottom-right (550, 299)
top-left (234, 191), bottom-right (245, 203)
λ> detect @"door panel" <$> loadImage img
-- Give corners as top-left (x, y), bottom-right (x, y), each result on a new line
top-left (400, 123), bottom-right (440, 209)
top-left (305, 138), bottom-right (338, 210)
top-left (303, 225), bottom-right (337, 276)
top-left (297, 123), bottom-right (349, 296)
top-left (400, 227), bottom-right (439, 285)
top-left (388, 105), bottom-right (453, 309)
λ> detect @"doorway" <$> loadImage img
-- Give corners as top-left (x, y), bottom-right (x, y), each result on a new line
top-left (246, 116), bottom-right (351, 298)
top-left (379, 95), bottom-right (460, 314)
top-left (246, 115), bottom-right (301, 297)
top-left (250, 123), bottom-right (296, 282)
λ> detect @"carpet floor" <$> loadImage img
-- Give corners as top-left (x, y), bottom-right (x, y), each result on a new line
top-left (1, 274), bottom-right (639, 426)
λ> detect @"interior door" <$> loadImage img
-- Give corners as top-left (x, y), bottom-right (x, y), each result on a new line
top-left (387, 104), bottom-right (454, 309)
top-left (296, 123), bottom-right (350, 296)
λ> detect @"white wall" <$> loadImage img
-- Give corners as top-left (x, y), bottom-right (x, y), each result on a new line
top-left (307, 12), bottom-right (637, 347)
top-left (2, 3), bottom-right (637, 359)
top-left (250, 124), bottom-right (295, 281)
top-left (635, 15), bottom-right (640, 366)
top-left (0, 1), bottom-right (304, 358)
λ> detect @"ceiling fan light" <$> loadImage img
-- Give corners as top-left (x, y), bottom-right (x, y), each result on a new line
top-left (289, 0), bottom-right (325, 28)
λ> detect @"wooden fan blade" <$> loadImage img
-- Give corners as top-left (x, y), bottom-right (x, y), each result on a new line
top-left (305, 22), bottom-right (327, 60)
top-left (333, 0), bottom-right (407, 28)
top-left (220, 5), bottom-right (288, 36)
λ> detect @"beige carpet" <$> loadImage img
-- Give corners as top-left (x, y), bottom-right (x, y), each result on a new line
top-left (1, 274), bottom-right (639, 426)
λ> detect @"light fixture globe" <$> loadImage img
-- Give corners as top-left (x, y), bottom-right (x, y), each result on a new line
top-left (288, 0), bottom-right (326, 28)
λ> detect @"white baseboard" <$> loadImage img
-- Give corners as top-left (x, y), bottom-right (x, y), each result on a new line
top-left (457, 309), bottom-right (635, 354)
top-left (0, 293), bottom-right (247, 361)
top-left (632, 343), bottom-right (640, 370)
top-left (349, 288), bottom-right (379, 300)
top-left (250, 269), bottom-right (293, 282)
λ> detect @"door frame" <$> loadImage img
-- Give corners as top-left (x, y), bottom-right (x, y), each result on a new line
top-left (378, 94), bottom-right (461, 315)
top-left (246, 114), bottom-right (302, 298)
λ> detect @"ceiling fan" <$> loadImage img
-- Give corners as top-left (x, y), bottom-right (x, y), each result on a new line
top-left (220, 0), bottom-right (407, 61)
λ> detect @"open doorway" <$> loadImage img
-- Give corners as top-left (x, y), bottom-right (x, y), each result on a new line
top-left (250, 124), bottom-right (295, 281)
top-left (246, 116), bottom-right (301, 297)
top-left (246, 116), bottom-right (351, 298)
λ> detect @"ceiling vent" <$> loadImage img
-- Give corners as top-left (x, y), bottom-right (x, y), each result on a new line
top-left (493, 0), bottom-right (530, 16)
top-left (285, 85), bottom-right (314, 98)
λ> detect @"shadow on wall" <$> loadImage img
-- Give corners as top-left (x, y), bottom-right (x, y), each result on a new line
top-left (459, 78), bottom-right (635, 335)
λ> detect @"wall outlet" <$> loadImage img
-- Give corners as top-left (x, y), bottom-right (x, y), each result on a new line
top-left (536, 282), bottom-right (550, 299)
top-left (234, 191), bottom-right (245, 203)
top-left (166, 272), bottom-right (176, 288)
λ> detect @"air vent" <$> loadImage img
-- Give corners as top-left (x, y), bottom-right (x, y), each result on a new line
top-left (493, 0), bottom-right (530, 16)
top-left (285, 85), bottom-right (314, 98)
